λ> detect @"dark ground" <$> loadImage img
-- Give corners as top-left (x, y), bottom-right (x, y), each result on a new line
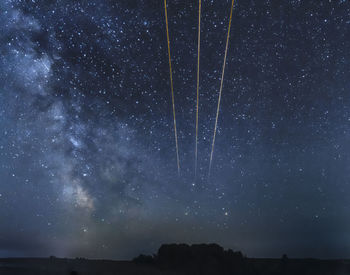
top-left (1, 243), bottom-right (350, 275)
top-left (1, 258), bottom-right (350, 275)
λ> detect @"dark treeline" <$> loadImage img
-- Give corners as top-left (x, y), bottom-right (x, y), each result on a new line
top-left (132, 243), bottom-right (350, 275)
top-left (1, 244), bottom-right (350, 274)
top-left (133, 243), bottom-right (245, 274)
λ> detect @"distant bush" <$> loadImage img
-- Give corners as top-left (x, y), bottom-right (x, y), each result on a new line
top-left (132, 254), bottom-right (155, 264)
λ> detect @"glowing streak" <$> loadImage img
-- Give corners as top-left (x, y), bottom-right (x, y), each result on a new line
top-left (208, 0), bottom-right (235, 178)
top-left (164, 0), bottom-right (180, 175)
top-left (195, 0), bottom-right (201, 179)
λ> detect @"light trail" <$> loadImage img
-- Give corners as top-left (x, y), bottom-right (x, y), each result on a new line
top-left (208, 0), bottom-right (235, 179)
top-left (195, 0), bottom-right (201, 179)
top-left (164, 0), bottom-right (181, 175)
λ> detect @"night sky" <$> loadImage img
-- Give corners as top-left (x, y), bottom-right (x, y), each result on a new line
top-left (1, 0), bottom-right (350, 260)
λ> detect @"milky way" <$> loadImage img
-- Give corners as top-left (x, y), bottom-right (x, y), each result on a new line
top-left (1, 0), bottom-right (350, 259)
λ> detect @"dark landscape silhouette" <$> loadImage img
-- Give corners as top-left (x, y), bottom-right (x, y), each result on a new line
top-left (0, 243), bottom-right (349, 275)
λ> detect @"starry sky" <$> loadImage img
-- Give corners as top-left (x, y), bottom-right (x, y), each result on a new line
top-left (1, 0), bottom-right (350, 260)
